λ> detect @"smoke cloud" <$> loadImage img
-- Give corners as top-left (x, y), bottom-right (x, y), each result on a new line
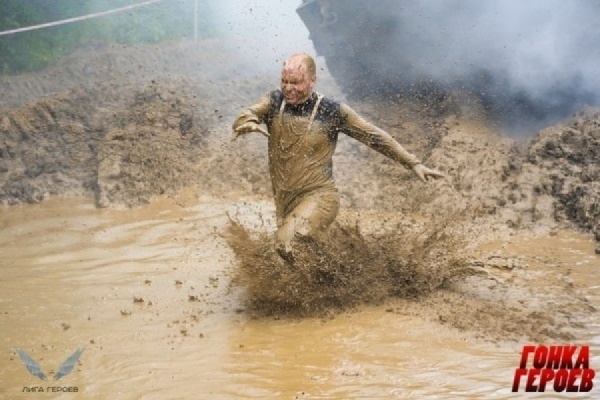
top-left (306, 0), bottom-right (600, 131)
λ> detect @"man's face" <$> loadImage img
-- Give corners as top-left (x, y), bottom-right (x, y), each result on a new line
top-left (281, 62), bottom-right (316, 105)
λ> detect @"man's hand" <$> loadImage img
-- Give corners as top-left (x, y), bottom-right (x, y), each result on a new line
top-left (231, 121), bottom-right (269, 141)
top-left (412, 163), bottom-right (445, 183)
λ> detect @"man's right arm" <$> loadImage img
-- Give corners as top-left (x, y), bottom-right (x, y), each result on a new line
top-left (232, 92), bottom-right (272, 140)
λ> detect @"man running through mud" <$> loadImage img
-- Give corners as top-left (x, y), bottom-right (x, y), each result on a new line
top-left (232, 53), bottom-right (444, 262)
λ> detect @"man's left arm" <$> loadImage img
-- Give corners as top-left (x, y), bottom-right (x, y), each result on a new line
top-left (340, 104), bottom-right (444, 182)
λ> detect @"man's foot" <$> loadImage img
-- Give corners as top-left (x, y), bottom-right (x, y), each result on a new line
top-left (276, 246), bottom-right (295, 266)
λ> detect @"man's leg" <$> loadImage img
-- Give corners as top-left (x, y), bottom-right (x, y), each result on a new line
top-left (275, 191), bottom-right (339, 262)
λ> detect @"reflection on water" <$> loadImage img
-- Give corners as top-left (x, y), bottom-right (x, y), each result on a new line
top-left (0, 196), bottom-right (598, 399)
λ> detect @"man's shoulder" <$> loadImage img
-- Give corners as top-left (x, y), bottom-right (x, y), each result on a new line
top-left (268, 89), bottom-right (284, 103)
top-left (317, 94), bottom-right (342, 118)
top-left (260, 90), bottom-right (283, 119)
top-left (319, 94), bottom-right (340, 108)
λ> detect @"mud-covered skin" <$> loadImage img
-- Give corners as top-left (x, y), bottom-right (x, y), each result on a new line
top-left (233, 89), bottom-right (420, 251)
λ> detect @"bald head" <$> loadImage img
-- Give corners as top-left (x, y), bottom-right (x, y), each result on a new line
top-left (280, 53), bottom-right (317, 105)
top-left (283, 53), bottom-right (317, 78)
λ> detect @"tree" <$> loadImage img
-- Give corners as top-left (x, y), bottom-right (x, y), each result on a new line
top-left (0, 0), bottom-right (215, 75)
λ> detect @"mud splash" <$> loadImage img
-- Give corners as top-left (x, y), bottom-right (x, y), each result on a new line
top-left (225, 213), bottom-right (467, 317)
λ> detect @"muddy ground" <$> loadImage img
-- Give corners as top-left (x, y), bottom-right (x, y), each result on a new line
top-left (1, 38), bottom-right (599, 345)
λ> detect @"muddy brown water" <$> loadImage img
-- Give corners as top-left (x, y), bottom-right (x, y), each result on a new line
top-left (0, 195), bottom-right (599, 399)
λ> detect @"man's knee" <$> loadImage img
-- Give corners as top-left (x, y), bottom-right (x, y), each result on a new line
top-left (275, 221), bottom-right (294, 246)
top-left (294, 218), bottom-right (313, 238)
top-left (293, 199), bottom-right (337, 237)
top-left (274, 191), bottom-right (338, 256)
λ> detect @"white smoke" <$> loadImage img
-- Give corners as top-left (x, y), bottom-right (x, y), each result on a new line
top-left (363, 0), bottom-right (600, 128)
top-left (206, 0), bottom-right (315, 74)
top-left (388, 1), bottom-right (599, 97)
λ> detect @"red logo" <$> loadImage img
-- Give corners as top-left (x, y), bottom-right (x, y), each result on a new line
top-left (512, 345), bottom-right (595, 392)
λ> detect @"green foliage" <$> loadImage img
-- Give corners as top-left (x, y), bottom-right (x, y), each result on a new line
top-left (0, 0), bottom-right (217, 75)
